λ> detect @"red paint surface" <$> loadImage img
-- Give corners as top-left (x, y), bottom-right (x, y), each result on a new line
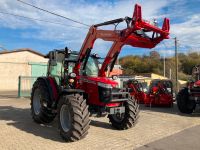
top-left (48, 77), bottom-right (58, 101)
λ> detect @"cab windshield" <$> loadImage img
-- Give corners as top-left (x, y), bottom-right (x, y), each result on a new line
top-left (85, 57), bottom-right (99, 77)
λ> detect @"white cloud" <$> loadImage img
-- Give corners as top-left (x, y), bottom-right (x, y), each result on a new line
top-left (170, 13), bottom-right (200, 50)
top-left (0, 0), bottom-right (179, 55)
top-left (159, 49), bottom-right (175, 57)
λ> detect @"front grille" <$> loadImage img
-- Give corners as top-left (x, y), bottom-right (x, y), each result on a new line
top-left (98, 87), bottom-right (129, 103)
top-left (190, 87), bottom-right (200, 94)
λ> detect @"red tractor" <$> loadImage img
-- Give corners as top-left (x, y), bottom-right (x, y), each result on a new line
top-left (177, 65), bottom-right (200, 114)
top-left (144, 79), bottom-right (174, 107)
top-left (126, 79), bottom-right (173, 107)
top-left (31, 4), bottom-right (170, 142)
top-left (126, 79), bottom-right (146, 103)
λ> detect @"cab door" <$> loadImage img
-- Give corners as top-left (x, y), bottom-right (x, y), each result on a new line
top-left (79, 57), bottom-right (100, 105)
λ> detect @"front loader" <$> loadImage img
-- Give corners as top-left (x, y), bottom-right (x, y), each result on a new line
top-left (31, 4), bottom-right (170, 142)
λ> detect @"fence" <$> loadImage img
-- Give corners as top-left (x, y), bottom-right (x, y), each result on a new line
top-left (18, 76), bottom-right (38, 97)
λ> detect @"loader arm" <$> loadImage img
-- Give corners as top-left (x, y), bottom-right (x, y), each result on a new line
top-left (74, 4), bottom-right (170, 77)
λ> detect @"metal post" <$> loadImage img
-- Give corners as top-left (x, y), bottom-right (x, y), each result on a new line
top-left (163, 52), bottom-right (166, 77)
top-left (18, 76), bottom-right (21, 98)
top-left (169, 68), bottom-right (172, 79)
top-left (175, 37), bottom-right (179, 94)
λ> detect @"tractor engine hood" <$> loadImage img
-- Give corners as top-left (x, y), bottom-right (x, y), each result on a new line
top-left (84, 76), bottom-right (118, 88)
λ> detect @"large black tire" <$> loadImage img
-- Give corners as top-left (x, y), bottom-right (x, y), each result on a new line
top-left (31, 79), bottom-right (56, 123)
top-left (108, 97), bottom-right (139, 130)
top-left (177, 88), bottom-right (196, 114)
top-left (58, 94), bottom-right (90, 142)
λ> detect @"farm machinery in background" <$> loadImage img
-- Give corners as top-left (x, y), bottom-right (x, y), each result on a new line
top-left (177, 65), bottom-right (200, 114)
top-left (144, 79), bottom-right (174, 107)
top-left (125, 79), bottom-right (146, 103)
top-left (31, 4), bottom-right (170, 142)
top-left (126, 79), bottom-right (174, 107)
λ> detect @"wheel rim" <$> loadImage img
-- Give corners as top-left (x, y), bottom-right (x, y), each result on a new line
top-left (60, 104), bottom-right (71, 132)
top-left (33, 89), bottom-right (42, 115)
top-left (112, 113), bottom-right (125, 123)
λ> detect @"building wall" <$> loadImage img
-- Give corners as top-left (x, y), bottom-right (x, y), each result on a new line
top-left (151, 73), bottom-right (168, 80)
top-left (109, 68), bottom-right (123, 76)
top-left (0, 51), bottom-right (47, 91)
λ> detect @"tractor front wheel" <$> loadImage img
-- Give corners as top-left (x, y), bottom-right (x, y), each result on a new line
top-left (58, 94), bottom-right (90, 142)
top-left (108, 97), bottom-right (139, 130)
top-left (177, 88), bottom-right (196, 114)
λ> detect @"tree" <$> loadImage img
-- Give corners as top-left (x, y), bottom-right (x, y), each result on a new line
top-left (150, 51), bottom-right (160, 59)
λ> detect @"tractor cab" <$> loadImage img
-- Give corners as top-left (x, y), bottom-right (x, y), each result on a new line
top-left (46, 48), bottom-right (102, 89)
top-left (80, 53), bottom-right (100, 77)
top-left (46, 48), bottom-right (79, 89)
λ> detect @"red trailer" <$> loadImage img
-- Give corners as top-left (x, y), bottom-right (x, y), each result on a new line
top-left (127, 79), bottom-right (174, 107)
top-left (144, 79), bottom-right (174, 107)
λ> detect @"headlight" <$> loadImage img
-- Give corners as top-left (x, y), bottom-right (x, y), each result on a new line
top-left (193, 84), bottom-right (197, 87)
top-left (112, 75), bottom-right (118, 80)
top-left (98, 82), bottom-right (112, 88)
top-left (69, 72), bottom-right (76, 78)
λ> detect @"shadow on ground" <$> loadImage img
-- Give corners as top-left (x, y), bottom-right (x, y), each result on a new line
top-left (0, 91), bottom-right (18, 99)
top-left (139, 102), bottom-right (200, 117)
top-left (0, 105), bottom-right (115, 142)
top-left (0, 106), bottom-right (65, 142)
top-left (90, 120), bottom-right (114, 130)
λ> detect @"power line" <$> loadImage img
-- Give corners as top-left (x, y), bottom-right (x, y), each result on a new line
top-left (0, 11), bottom-right (88, 29)
top-left (17, 0), bottom-right (90, 27)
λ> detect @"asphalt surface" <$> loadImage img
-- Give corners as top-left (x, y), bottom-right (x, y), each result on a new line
top-left (136, 125), bottom-right (200, 150)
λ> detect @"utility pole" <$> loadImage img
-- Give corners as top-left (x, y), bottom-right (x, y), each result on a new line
top-left (169, 68), bottom-right (172, 79)
top-left (175, 37), bottom-right (179, 94)
top-left (163, 51), bottom-right (166, 77)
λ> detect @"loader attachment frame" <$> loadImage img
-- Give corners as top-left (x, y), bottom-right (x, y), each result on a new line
top-left (74, 3), bottom-right (170, 79)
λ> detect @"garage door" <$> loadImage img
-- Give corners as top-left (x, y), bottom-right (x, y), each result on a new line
top-left (30, 63), bottom-right (47, 77)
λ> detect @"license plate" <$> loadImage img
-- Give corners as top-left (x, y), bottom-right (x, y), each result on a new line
top-left (109, 107), bottom-right (125, 114)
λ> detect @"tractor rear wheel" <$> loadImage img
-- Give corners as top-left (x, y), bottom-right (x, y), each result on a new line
top-left (108, 97), bottom-right (139, 130)
top-left (31, 79), bottom-right (56, 123)
top-left (58, 94), bottom-right (90, 142)
top-left (177, 88), bottom-right (196, 114)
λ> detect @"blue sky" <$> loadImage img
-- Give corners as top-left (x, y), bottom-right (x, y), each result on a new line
top-left (0, 0), bottom-right (200, 57)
